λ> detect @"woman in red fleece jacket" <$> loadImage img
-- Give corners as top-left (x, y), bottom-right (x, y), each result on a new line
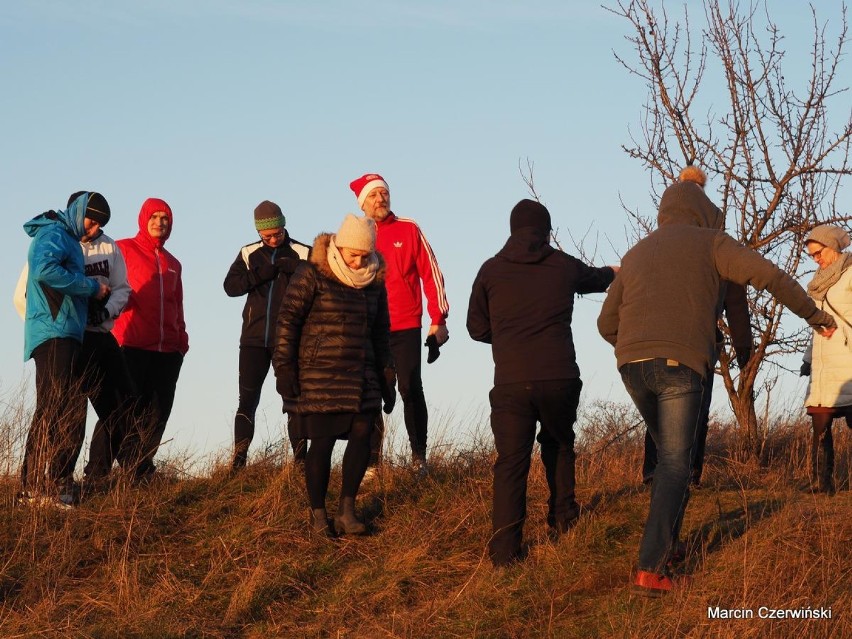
top-left (112, 197), bottom-right (189, 481)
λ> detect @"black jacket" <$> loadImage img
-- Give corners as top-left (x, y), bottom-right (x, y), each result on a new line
top-left (467, 227), bottom-right (616, 385)
top-left (273, 233), bottom-right (394, 414)
top-left (223, 234), bottom-right (310, 348)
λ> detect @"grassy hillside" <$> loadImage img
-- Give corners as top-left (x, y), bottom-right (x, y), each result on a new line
top-left (0, 410), bottom-right (849, 638)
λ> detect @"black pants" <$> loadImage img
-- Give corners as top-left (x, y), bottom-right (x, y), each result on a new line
top-left (118, 348), bottom-right (183, 477)
top-left (643, 367), bottom-right (713, 483)
top-left (488, 379), bottom-right (583, 566)
top-left (370, 328), bottom-right (427, 464)
top-left (305, 415), bottom-right (373, 509)
top-left (81, 331), bottom-right (137, 478)
top-left (21, 338), bottom-right (87, 491)
top-left (233, 345), bottom-right (306, 468)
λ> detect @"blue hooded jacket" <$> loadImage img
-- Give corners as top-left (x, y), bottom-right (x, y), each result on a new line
top-left (22, 193), bottom-right (100, 360)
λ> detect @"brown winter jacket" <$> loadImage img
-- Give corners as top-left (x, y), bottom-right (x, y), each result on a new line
top-left (597, 181), bottom-right (835, 374)
top-left (272, 233), bottom-right (394, 415)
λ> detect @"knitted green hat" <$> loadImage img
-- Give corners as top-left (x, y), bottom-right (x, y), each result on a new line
top-left (254, 200), bottom-right (286, 231)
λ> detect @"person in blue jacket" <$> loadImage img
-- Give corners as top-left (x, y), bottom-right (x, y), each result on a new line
top-left (19, 192), bottom-right (111, 508)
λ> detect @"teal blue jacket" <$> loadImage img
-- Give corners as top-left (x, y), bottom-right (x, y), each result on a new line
top-left (22, 194), bottom-right (99, 360)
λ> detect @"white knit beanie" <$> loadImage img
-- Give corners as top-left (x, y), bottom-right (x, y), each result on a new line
top-left (335, 214), bottom-right (376, 252)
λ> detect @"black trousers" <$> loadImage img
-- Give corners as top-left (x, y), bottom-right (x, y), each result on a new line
top-left (305, 414), bottom-right (374, 509)
top-left (21, 338), bottom-right (87, 491)
top-left (370, 328), bottom-right (427, 463)
top-left (118, 348), bottom-right (183, 477)
top-left (233, 345), bottom-right (306, 468)
top-left (488, 379), bottom-right (583, 566)
top-left (81, 331), bottom-right (137, 478)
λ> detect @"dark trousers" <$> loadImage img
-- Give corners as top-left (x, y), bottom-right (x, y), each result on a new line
top-left (370, 328), bottom-right (427, 464)
top-left (233, 345), bottom-right (306, 468)
top-left (643, 367), bottom-right (714, 484)
top-left (81, 331), bottom-right (137, 478)
top-left (21, 338), bottom-right (87, 491)
top-left (305, 415), bottom-right (374, 509)
top-left (488, 379), bottom-right (583, 566)
top-left (118, 347), bottom-right (183, 477)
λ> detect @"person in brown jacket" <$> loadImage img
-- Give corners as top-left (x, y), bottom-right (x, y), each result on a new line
top-left (598, 166), bottom-right (836, 597)
top-left (641, 168), bottom-right (753, 488)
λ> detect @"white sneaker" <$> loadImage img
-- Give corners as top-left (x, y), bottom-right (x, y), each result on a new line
top-left (16, 491), bottom-right (73, 511)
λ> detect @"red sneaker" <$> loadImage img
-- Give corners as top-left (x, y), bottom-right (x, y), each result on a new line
top-left (631, 570), bottom-right (691, 597)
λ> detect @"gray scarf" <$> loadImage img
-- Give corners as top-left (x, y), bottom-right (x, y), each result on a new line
top-left (808, 252), bottom-right (852, 301)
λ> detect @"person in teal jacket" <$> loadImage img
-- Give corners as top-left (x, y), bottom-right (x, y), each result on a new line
top-left (19, 192), bottom-right (111, 508)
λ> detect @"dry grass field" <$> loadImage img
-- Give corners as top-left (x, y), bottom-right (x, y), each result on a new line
top-left (0, 402), bottom-right (849, 638)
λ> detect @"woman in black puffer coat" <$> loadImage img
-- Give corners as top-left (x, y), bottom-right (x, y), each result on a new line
top-left (273, 214), bottom-right (395, 536)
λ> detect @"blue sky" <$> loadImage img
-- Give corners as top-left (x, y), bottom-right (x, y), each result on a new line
top-left (1, 2), bottom-right (841, 470)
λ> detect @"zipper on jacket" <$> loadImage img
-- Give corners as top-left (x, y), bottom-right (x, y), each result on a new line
top-left (264, 247), bottom-right (278, 347)
top-left (156, 248), bottom-right (165, 351)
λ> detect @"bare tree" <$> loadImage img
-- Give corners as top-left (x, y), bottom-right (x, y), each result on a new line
top-left (608, 0), bottom-right (852, 458)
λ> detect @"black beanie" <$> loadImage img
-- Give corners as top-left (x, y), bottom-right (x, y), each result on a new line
top-left (510, 199), bottom-right (551, 234)
top-left (68, 191), bottom-right (111, 226)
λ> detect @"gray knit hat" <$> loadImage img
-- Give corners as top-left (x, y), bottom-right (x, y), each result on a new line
top-left (335, 214), bottom-right (376, 252)
top-left (806, 224), bottom-right (851, 252)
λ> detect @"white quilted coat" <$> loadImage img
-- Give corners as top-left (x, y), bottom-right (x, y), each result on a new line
top-left (804, 265), bottom-right (852, 408)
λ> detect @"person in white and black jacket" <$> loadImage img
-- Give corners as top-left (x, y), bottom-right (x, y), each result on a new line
top-left (223, 200), bottom-right (310, 470)
top-left (467, 199), bottom-right (618, 567)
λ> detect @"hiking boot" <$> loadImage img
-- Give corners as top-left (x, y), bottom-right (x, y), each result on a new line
top-left (311, 508), bottom-right (335, 538)
top-left (632, 570), bottom-right (691, 598)
top-left (334, 496), bottom-right (367, 535)
top-left (57, 478), bottom-right (81, 506)
top-left (412, 457), bottom-right (429, 479)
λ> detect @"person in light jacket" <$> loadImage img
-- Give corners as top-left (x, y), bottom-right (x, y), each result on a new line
top-left (800, 224), bottom-right (852, 495)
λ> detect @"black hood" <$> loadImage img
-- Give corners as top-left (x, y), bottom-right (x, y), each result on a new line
top-left (496, 227), bottom-right (555, 264)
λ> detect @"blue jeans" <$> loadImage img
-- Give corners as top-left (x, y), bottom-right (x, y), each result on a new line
top-left (620, 359), bottom-right (705, 573)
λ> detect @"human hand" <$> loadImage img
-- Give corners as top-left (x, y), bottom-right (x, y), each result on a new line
top-left (95, 282), bottom-right (110, 300)
top-left (736, 349), bottom-right (752, 370)
top-left (610, 265), bottom-right (621, 274)
top-left (429, 324), bottom-right (449, 346)
top-left (275, 257), bottom-right (299, 275)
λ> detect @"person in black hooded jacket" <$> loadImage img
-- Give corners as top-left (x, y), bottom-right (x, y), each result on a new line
top-left (467, 199), bottom-right (618, 566)
top-left (224, 201), bottom-right (310, 470)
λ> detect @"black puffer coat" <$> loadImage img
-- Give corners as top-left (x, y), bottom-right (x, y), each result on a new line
top-left (273, 233), bottom-right (394, 415)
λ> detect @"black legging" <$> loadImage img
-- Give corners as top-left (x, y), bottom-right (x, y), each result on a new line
top-left (810, 413), bottom-right (836, 485)
top-left (305, 415), bottom-right (373, 509)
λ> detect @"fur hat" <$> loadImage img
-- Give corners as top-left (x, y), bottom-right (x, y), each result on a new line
top-left (335, 214), bottom-right (376, 252)
top-left (806, 224), bottom-right (851, 252)
top-left (349, 173), bottom-right (389, 207)
top-left (254, 200), bottom-right (286, 231)
top-left (510, 199), bottom-right (551, 234)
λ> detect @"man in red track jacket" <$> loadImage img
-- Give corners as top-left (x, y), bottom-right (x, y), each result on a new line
top-left (350, 173), bottom-right (449, 472)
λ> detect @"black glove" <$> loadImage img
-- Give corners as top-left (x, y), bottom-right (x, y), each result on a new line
top-left (87, 295), bottom-right (111, 326)
top-left (257, 261), bottom-right (278, 281)
top-left (425, 334), bottom-right (441, 364)
top-left (381, 366), bottom-right (397, 414)
top-left (276, 373), bottom-right (300, 401)
top-left (800, 362), bottom-right (811, 377)
top-left (736, 349), bottom-right (752, 371)
top-left (275, 257), bottom-right (299, 275)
